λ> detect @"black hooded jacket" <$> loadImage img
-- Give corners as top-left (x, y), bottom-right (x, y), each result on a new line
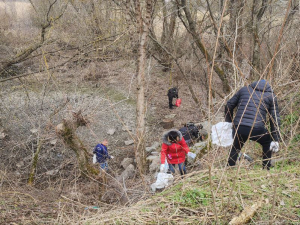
top-left (179, 125), bottom-right (199, 142)
top-left (225, 80), bottom-right (281, 141)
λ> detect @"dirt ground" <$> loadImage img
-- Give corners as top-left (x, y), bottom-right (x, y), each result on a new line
top-left (0, 53), bottom-right (228, 223)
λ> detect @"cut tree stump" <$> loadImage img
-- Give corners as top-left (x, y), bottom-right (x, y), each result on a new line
top-left (160, 119), bottom-right (174, 129)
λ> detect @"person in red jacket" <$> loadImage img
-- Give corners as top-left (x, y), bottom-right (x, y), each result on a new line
top-left (160, 130), bottom-right (190, 175)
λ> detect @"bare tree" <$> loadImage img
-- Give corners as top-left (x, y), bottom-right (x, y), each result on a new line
top-left (134, 0), bottom-right (153, 175)
top-left (251, 0), bottom-right (268, 79)
top-left (177, 0), bottom-right (231, 94)
top-left (149, 0), bottom-right (178, 71)
top-left (0, 0), bottom-right (68, 77)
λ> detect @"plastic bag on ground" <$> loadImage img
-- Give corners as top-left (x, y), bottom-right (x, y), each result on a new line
top-left (151, 172), bottom-right (174, 192)
top-left (211, 122), bottom-right (234, 147)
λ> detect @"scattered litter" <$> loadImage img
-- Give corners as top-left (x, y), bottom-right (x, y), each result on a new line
top-left (84, 206), bottom-right (100, 210)
top-left (93, 154), bottom-right (97, 164)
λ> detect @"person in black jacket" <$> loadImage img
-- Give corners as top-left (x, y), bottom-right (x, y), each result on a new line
top-left (225, 80), bottom-right (280, 170)
top-left (167, 87), bottom-right (179, 109)
top-left (179, 123), bottom-right (204, 146)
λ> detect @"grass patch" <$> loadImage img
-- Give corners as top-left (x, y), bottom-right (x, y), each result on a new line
top-left (170, 188), bottom-right (211, 207)
top-left (148, 162), bottom-right (299, 224)
top-left (76, 85), bottom-right (136, 105)
top-left (102, 87), bottom-right (135, 105)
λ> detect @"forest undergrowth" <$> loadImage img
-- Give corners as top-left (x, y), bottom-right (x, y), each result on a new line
top-left (1, 0), bottom-right (300, 223)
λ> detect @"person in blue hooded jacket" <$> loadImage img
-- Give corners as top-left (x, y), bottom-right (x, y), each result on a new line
top-left (225, 80), bottom-right (281, 170)
top-left (93, 140), bottom-right (114, 171)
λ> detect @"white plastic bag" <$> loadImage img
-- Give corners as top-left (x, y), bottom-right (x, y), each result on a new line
top-left (164, 158), bottom-right (169, 173)
top-left (92, 154), bottom-right (97, 164)
top-left (187, 152), bottom-right (196, 159)
top-left (151, 172), bottom-right (174, 191)
top-left (211, 122), bottom-right (234, 147)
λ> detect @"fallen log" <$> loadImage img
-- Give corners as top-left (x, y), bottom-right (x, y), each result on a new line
top-left (229, 201), bottom-right (262, 225)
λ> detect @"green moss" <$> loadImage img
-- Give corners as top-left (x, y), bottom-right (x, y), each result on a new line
top-left (159, 203), bottom-right (166, 209)
top-left (141, 207), bottom-right (151, 213)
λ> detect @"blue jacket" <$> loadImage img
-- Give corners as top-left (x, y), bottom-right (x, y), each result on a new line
top-left (225, 80), bottom-right (281, 141)
top-left (93, 144), bottom-right (111, 163)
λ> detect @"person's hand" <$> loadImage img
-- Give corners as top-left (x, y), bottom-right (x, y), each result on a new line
top-left (160, 164), bottom-right (165, 172)
top-left (110, 156), bottom-right (114, 159)
top-left (270, 141), bottom-right (279, 152)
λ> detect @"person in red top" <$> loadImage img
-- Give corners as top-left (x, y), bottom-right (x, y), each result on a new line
top-left (160, 129), bottom-right (190, 175)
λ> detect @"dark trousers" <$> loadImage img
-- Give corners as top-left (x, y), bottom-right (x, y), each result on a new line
top-left (228, 125), bottom-right (273, 169)
top-left (168, 96), bottom-right (174, 108)
top-left (169, 163), bottom-right (186, 175)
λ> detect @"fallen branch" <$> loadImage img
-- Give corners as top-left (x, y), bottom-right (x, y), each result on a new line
top-left (229, 201), bottom-right (262, 225)
top-left (28, 138), bottom-right (44, 185)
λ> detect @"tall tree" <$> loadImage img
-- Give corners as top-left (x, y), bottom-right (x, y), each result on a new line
top-left (134, 0), bottom-right (153, 175)
top-left (229, 0), bottom-right (244, 64)
top-left (251, 0), bottom-right (268, 79)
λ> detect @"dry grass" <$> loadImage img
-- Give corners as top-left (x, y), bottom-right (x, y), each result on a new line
top-left (1, 1), bottom-right (300, 224)
top-left (6, 156), bottom-right (295, 225)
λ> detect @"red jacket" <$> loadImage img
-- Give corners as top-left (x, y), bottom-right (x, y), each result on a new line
top-left (161, 130), bottom-right (190, 164)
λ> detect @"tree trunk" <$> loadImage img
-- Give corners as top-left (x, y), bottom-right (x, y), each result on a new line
top-left (56, 111), bottom-right (98, 176)
top-left (134, 0), bottom-right (152, 175)
top-left (251, 0), bottom-right (268, 80)
top-left (179, 0), bottom-right (230, 94)
top-left (229, 0), bottom-right (244, 64)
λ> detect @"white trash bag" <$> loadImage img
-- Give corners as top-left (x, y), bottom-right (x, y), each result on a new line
top-left (159, 158), bottom-right (169, 173)
top-left (164, 158), bottom-right (169, 172)
top-left (92, 154), bottom-right (97, 164)
top-left (211, 122), bottom-right (234, 147)
top-left (187, 152), bottom-right (196, 159)
top-left (151, 172), bottom-right (174, 192)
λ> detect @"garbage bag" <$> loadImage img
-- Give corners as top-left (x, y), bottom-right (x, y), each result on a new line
top-left (187, 152), bottom-right (196, 159)
top-left (159, 158), bottom-right (169, 173)
top-left (211, 122), bottom-right (234, 147)
top-left (92, 154), bottom-right (97, 164)
top-left (151, 172), bottom-right (174, 192)
top-left (175, 98), bottom-right (181, 107)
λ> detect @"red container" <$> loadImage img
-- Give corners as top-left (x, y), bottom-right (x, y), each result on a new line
top-left (175, 98), bottom-right (181, 107)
